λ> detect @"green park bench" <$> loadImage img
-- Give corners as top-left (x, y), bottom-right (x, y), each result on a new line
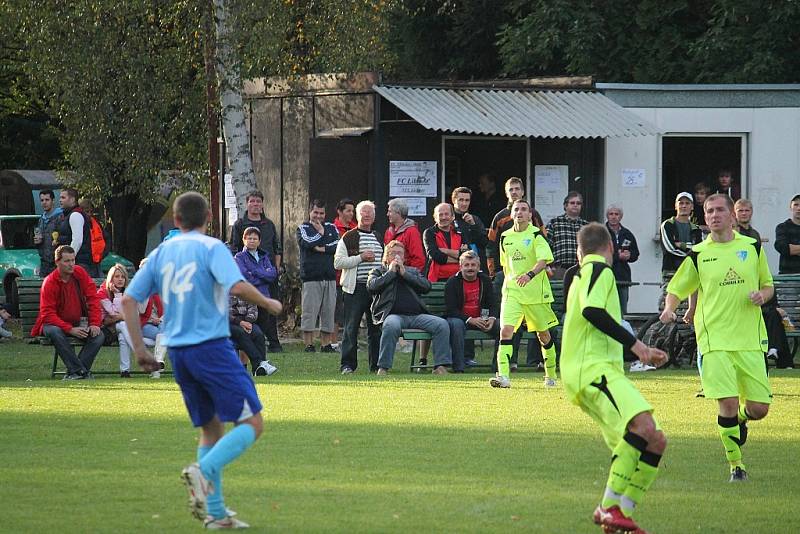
top-left (404, 279), bottom-right (565, 372)
top-left (15, 277), bottom-right (169, 378)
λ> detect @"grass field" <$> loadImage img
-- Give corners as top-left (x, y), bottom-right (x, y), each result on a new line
top-left (2, 337), bottom-right (800, 533)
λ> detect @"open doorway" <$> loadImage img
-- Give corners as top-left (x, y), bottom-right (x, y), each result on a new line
top-left (661, 135), bottom-right (745, 221)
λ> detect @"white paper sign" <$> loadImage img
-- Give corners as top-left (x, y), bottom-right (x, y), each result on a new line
top-left (224, 173), bottom-right (237, 208)
top-left (389, 161), bottom-right (437, 197)
top-left (534, 165), bottom-right (569, 224)
top-left (394, 197), bottom-right (427, 217)
top-left (622, 168), bottom-right (645, 188)
top-left (227, 206), bottom-right (238, 225)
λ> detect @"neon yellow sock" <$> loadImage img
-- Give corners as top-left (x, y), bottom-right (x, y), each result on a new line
top-left (497, 340), bottom-right (513, 378)
top-left (602, 435), bottom-right (642, 509)
top-left (718, 415), bottom-right (744, 468)
top-left (541, 338), bottom-right (557, 379)
top-left (620, 453), bottom-right (661, 517)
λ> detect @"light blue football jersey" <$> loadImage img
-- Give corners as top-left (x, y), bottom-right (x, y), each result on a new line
top-left (127, 230), bottom-right (244, 347)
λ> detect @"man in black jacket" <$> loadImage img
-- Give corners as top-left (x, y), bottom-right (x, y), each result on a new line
top-left (605, 204), bottom-right (640, 314)
top-left (660, 192), bottom-right (703, 276)
top-left (228, 190), bottom-right (284, 352)
top-left (774, 194), bottom-right (800, 274)
top-left (55, 188), bottom-right (99, 277)
top-left (451, 187), bottom-right (489, 272)
top-left (367, 240), bottom-right (452, 375)
top-left (445, 250), bottom-right (499, 372)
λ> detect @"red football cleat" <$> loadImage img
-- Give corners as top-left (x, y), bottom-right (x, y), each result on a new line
top-left (592, 505), bottom-right (645, 533)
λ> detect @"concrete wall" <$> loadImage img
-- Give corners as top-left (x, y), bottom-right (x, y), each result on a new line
top-left (605, 107), bottom-right (800, 313)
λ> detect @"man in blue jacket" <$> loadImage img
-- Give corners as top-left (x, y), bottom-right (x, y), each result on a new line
top-left (234, 227), bottom-right (278, 349)
top-left (296, 200), bottom-right (340, 353)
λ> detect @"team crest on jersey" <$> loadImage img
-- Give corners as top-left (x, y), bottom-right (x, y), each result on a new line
top-left (522, 239), bottom-right (532, 247)
top-left (736, 250), bottom-right (748, 262)
top-left (719, 267), bottom-right (744, 287)
top-left (512, 250), bottom-right (525, 261)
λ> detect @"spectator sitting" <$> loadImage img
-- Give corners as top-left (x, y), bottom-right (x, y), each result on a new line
top-left (296, 199), bottom-right (340, 353)
top-left (35, 189), bottom-right (64, 277)
top-left (451, 186), bottom-right (489, 272)
top-left (0, 304), bottom-right (13, 339)
top-left (31, 245), bottom-right (105, 380)
top-left (97, 263), bottom-right (146, 378)
top-left (660, 192), bottom-right (703, 276)
top-left (367, 240), bottom-right (452, 375)
top-left (334, 200), bottom-right (383, 374)
top-left (229, 294), bottom-right (277, 376)
top-left (234, 226), bottom-right (279, 341)
top-left (423, 202), bottom-right (465, 282)
top-left (445, 250), bottom-right (499, 372)
top-left (229, 190), bottom-right (284, 352)
top-left (384, 198), bottom-right (425, 271)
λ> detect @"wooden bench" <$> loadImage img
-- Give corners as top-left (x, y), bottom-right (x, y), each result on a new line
top-left (772, 274), bottom-right (800, 358)
top-left (405, 279), bottom-right (565, 371)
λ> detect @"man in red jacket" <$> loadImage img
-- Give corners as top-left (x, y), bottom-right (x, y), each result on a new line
top-left (384, 198), bottom-right (425, 271)
top-left (32, 245), bottom-right (104, 380)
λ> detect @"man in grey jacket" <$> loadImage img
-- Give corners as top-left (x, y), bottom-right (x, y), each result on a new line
top-left (367, 240), bottom-right (452, 375)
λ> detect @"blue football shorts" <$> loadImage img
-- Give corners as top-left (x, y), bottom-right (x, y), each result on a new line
top-left (169, 337), bottom-right (263, 427)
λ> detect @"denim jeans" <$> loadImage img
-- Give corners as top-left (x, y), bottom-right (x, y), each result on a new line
top-left (617, 285), bottom-right (629, 315)
top-left (340, 283), bottom-right (380, 372)
top-left (230, 323), bottom-right (266, 369)
top-left (43, 324), bottom-right (105, 375)
top-left (447, 317), bottom-right (499, 372)
top-left (379, 314), bottom-right (452, 370)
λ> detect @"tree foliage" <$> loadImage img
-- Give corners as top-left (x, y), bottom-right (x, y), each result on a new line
top-left (497, 0), bottom-right (800, 83)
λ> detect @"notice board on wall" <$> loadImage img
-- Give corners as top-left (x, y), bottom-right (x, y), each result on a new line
top-left (534, 165), bottom-right (569, 224)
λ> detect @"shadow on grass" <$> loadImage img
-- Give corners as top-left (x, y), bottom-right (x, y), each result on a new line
top-left (2, 410), bottom-right (799, 533)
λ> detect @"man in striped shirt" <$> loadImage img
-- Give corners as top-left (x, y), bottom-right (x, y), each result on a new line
top-left (334, 200), bottom-right (384, 374)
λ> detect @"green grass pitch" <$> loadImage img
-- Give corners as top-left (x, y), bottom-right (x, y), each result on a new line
top-left (1, 339), bottom-right (799, 533)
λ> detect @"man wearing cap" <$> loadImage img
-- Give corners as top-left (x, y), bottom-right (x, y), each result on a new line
top-left (660, 192), bottom-right (703, 275)
top-left (774, 194), bottom-right (800, 275)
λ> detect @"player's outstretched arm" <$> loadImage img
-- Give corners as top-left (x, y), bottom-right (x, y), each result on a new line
top-left (120, 295), bottom-right (159, 372)
top-left (231, 281), bottom-right (283, 316)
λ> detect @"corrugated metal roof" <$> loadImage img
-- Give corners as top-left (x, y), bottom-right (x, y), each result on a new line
top-left (374, 85), bottom-right (660, 138)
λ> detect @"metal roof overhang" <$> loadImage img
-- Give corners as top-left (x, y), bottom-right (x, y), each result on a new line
top-left (374, 85), bottom-right (660, 139)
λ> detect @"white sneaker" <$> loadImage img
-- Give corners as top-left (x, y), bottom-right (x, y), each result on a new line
top-left (181, 463), bottom-right (213, 521)
top-left (544, 377), bottom-right (557, 388)
top-left (204, 516), bottom-right (250, 529)
top-left (630, 360), bottom-right (657, 372)
top-left (330, 342), bottom-right (340, 351)
top-left (341, 367), bottom-right (354, 375)
top-left (150, 370), bottom-right (161, 379)
top-left (254, 360), bottom-right (278, 376)
top-left (0, 326), bottom-right (12, 338)
top-left (489, 375), bottom-right (511, 388)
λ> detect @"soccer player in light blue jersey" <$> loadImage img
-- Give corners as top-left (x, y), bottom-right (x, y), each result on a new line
top-left (122, 192), bottom-right (282, 529)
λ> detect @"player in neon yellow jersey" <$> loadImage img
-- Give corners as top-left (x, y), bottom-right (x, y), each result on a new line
top-left (662, 193), bottom-right (773, 483)
top-left (490, 199), bottom-right (558, 388)
top-left (562, 223), bottom-right (668, 534)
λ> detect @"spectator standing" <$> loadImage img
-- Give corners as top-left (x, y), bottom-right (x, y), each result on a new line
top-left (334, 200), bottom-right (383, 374)
top-left (693, 182), bottom-right (711, 233)
top-left (296, 200), bottom-right (340, 353)
top-left (35, 189), bottom-right (63, 277)
top-left (451, 187), bottom-right (489, 272)
top-left (474, 173), bottom-right (505, 226)
top-left (773, 194), bottom-right (800, 274)
top-left (229, 294), bottom-right (277, 376)
top-left (234, 227), bottom-right (279, 352)
top-left (734, 199), bottom-right (761, 242)
top-left (423, 203), bottom-right (464, 282)
top-left (55, 188), bottom-right (100, 277)
top-left (445, 250), bottom-right (499, 372)
top-left (333, 199), bottom-right (357, 346)
top-left (229, 190), bottom-right (283, 352)
top-left (605, 204), bottom-right (640, 315)
top-left (368, 240), bottom-right (451, 375)
top-left (31, 245), bottom-right (105, 380)
top-left (384, 198), bottom-right (425, 271)
top-left (545, 191), bottom-right (589, 279)
top-left (714, 169), bottom-right (740, 201)
top-left (660, 192), bottom-right (703, 275)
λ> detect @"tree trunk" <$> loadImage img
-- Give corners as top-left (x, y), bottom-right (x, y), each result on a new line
top-left (107, 193), bottom-right (152, 267)
top-left (213, 0), bottom-right (257, 215)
